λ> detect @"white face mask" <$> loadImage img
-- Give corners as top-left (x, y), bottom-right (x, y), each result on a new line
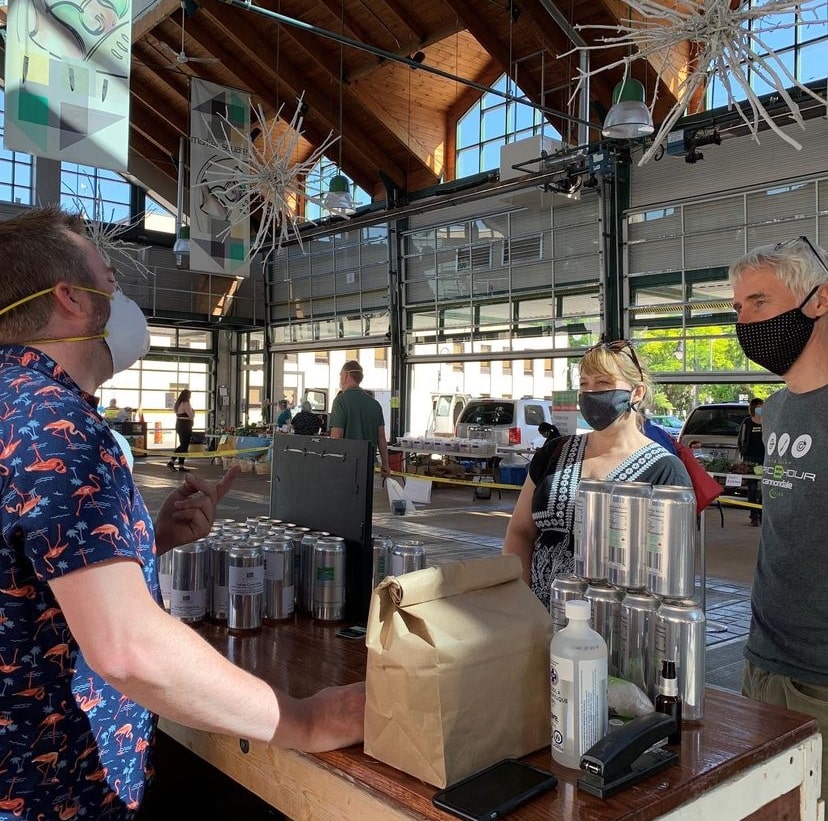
top-left (0, 284), bottom-right (149, 378)
top-left (104, 289), bottom-right (150, 376)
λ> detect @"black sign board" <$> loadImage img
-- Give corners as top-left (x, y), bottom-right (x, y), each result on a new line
top-left (269, 435), bottom-right (374, 623)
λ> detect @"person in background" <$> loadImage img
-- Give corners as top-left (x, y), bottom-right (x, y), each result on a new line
top-left (537, 421), bottom-right (561, 440)
top-left (291, 400), bottom-right (321, 435)
top-left (642, 414), bottom-right (678, 454)
top-left (329, 359), bottom-right (390, 477)
top-left (0, 207), bottom-right (364, 821)
top-left (737, 397), bottom-right (765, 526)
top-left (502, 340), bottom-right (691, 611)
top-left (276, 398), bottom-right (292, 428)
top-left (104, 397), bottom-right (120, 421)
top-left (730, 235), bottom-right (828, 803)
top-left (167, 388), bottom-right (195, 472)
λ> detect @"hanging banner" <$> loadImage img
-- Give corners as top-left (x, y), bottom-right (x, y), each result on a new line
top-left (3, 0), bottom-right (131, 170)
top-left (189, 78), bottom-right (251, 278)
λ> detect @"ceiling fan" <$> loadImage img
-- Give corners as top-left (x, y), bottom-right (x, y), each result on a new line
top-left (168, 0), bottom-right (220, 68)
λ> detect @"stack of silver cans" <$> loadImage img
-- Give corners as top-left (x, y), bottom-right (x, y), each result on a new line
top-left (557, 478), bottom-right (702, 713)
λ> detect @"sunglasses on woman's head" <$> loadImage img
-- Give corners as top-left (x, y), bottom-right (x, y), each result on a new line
top-left (587, 339), bottom-right (644, 381)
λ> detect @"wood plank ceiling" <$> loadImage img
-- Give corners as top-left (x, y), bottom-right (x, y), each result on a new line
top-left (4, 0), bottom-right (691, 212)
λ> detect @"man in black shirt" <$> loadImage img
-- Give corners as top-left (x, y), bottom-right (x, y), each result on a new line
top-left (737, 397), bottom-right (764, 525)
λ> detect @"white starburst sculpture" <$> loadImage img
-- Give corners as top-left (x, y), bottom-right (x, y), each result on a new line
top-left (563, 0), bottom-right (827, 165)
top-left (66, 180), bottom-right (154, 278)
top-left (193, 94), bottom-right (340, 263)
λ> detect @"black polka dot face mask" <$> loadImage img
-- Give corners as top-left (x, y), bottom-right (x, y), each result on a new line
top-left (736, 285), bottom-right (818, 375)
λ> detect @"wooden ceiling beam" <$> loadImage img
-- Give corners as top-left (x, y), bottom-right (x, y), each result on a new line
top-left (132, 0), bottom-right (181, 40)
top-left (251, 23), bottom-right (437, 188)
top-left (346, 20), bottom-right (467, 83)
top-left (191, 4), bottom-right (410, 190)
top-left (129, 104), bottom-right (180, 172)
top-left (371, 0), bottom-right (429, 43)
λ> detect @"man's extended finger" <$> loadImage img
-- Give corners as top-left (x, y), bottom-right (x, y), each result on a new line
top-left (216, 465), bottom-right (242, 500)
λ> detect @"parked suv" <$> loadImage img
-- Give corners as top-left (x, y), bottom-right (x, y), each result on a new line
top-left (455, 398), bottom-right (555, 448)
top-left (679, 402), bottom-right (750, 467)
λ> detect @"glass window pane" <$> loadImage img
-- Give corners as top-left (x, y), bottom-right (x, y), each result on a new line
top-left (480, 140), bottom-right (502, 172)
top-left (754, 11), bottom-right (795, 53)
top-left (457, 111), bottom-right (480, 149)
top-left (456, 148), bottom-right (480, 178)
top-left (482, 105), bottom-right (506, 140)
top-left (798, 39), bottom-right (828, 81)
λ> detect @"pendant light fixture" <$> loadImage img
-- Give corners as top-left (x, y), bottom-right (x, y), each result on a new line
top-left (324, 0), bottom-right (356, 216)
top-left (602, 76), bottom-right (654, 139)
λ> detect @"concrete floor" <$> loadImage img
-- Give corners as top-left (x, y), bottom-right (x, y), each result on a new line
top-left (133, 455), bottom-right (760, 694)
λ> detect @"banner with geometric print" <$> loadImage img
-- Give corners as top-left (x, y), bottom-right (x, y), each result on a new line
top-left (3, 0), bottom-right (131, 171)
top-left (189, 78), bottom-right (251, 277)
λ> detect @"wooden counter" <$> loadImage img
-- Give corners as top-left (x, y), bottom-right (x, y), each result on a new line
top-left (159, 617), bottom-right (823, 821)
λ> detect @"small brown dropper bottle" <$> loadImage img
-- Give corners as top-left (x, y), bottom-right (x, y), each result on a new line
top-left (655, 659), bottom-right (682, 745)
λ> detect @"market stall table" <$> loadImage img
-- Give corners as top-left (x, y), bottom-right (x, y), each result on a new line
top-left (159, 616), bottom-right (822, 821)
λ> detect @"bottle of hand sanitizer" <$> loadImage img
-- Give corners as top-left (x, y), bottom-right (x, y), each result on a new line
top-left (550, 598), bottom-right (608, 769)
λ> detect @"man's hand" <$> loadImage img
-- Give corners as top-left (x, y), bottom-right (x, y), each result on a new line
top-left (154, 466), bottom-right (241, 552)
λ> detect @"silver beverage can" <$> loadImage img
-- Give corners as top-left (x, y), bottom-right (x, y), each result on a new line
top-left (227, 543), bottom-right (264, 633)
top-left (646, 485), bottom-right (697, 599)
top-left (549, 573), bottom-right (588, 633)
top-left (313, 536), bottom-right (347, 622)
top-left (607, 482), bottom-right (652, 590)
top-left (262, 535), bottom-right (294, 623)
top-left (372, 535), bottom-right (394, 591)
top-left (208, 537), bottom-right (229, 622)
top-left (211, 534), bottom-right (244, 622)
top-left (158, 550), bottom-right (173, 612)
top-left (298, 534), bottom-right (321, 613)
top-left (573, 479), bottom-right (614, 581)
top-left (170, 540), bottom-right (209, 624)
top-left (655, 598), bottom-right (706, 721)
top-left (390, 539), bottom-right (426, 576)
top-left (283, 527), bottom-right (310, 609)
top-left (619, 590), bottom-right (660, 701)
top-left (585, 582), bottom-right (624, 677)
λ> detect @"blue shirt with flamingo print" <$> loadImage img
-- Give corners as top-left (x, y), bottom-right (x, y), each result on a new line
top-left (0, 345), bottom-right (158, 819)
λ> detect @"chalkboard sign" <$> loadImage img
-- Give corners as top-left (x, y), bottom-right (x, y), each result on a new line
top-left (269, 436), bottom-right (374, 623)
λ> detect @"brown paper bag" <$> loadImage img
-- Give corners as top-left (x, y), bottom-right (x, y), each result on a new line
top-left (364, 554), bottom-right (553, 787)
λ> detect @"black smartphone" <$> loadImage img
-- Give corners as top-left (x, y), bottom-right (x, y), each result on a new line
top-left (431, 758), bottom-right (557, 821)
top-left (335, 625), bottom-right (367, 639)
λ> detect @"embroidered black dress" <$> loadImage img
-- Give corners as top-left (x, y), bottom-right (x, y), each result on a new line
top-left (528, 435), bottom-right (690, 611)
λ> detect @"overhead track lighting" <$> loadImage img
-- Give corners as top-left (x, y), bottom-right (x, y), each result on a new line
top-left (602, 78), bottom-right (654, 139)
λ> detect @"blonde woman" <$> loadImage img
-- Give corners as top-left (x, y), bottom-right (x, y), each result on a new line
top-left (503, 340), bottom-right (691, 610)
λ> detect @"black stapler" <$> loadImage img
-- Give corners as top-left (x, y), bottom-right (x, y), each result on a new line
top-left (577, 713), bottom-right (678, 799)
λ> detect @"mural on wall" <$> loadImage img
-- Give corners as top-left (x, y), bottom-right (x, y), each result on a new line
top-left (3, 0), bottom-right (132, 170)
top-left (564, 0), bottom-right (828, 165)
top-left (189, 78), bottom-right (251, 277)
